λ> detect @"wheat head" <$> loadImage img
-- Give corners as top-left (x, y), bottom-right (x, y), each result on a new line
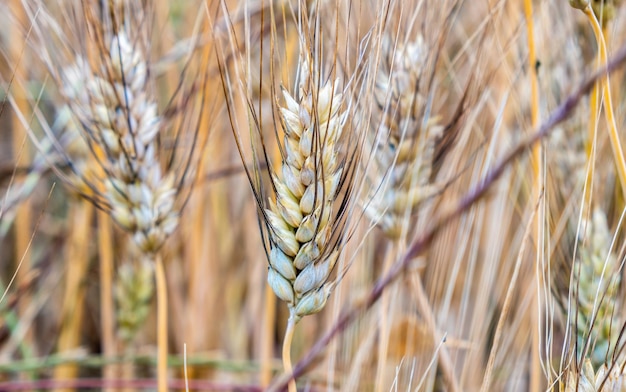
top-left (363, 33), bottom-right (443, 238)
top-left (49, 4), bottom-right (180, 258)
top-left (265, 50), bottom-right (348, 322)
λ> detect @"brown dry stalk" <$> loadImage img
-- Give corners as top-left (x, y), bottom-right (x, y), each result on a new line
top-left (52, 200), bottom-right (93, 392)
top-left (481, 194), bottom-right (539, 392)
top-left (9, 0), bottom-right (34, 367)
top-left (523, 1), bottom-right (543, 391)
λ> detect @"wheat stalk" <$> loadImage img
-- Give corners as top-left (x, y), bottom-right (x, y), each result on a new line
top-left (570, 1), bottom-right (626, 200)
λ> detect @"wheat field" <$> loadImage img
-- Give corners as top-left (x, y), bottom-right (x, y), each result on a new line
top-left (1, 0), bottom-right (626, 391)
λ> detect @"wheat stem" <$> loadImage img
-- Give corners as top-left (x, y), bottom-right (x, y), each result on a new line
top-left (584, 5), bottom-right (626, 198)
top-left (9, 1), bottom-right (33, 368)
top-left (261, 282), bottom-right (277, 387)
top-left (524, 0), bottom-right (539, 135)
top-left (156, 255), bottom-right (168, 392)
top-left (522, 2), bottom-right (542, 392)
top-left (584, 78), bottom-right (599, 212)
top-left (53, 200), bottom-right (93, 392)
top-left (97, 210), bottom-right (116, 392)
top-left (282, 313), bottom-right (297, 392)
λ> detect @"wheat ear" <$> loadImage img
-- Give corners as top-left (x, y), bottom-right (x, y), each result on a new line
top-left (565, 358), bottom-right (626, 392)
top-left (264, 49), bottom-right (348, 391)
top-left (364, 34), bottom-right (443, 239)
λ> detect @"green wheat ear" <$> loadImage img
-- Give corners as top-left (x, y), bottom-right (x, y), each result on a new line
top-left (114, 260), bottom-right (154, 344)
top-left (570, 0), bottom-right (591, 10)
top-left (574, 209), bottom-right (622, 369)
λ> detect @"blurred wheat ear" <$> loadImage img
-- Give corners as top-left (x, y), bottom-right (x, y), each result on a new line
top-left (17, 0), bottom-right (208, 390)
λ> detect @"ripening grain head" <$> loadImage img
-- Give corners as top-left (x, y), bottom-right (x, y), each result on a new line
top-left (23, 0), bottom-right (204, 260)
top-left (266, 49), bottom-right (348, 321)
top-left (363, 32), bottom-right (444, 239)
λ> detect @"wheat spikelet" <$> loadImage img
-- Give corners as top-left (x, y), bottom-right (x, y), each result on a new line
top-left (363, 33), bottom-right (443, 238)
top-left (265, 50), bottom-right (346, 321)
